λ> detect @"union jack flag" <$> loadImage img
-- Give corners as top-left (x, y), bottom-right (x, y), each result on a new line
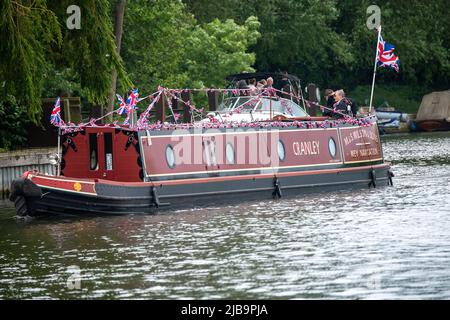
top-left (377, 34), bottom-right (400, 72)
top-left (50, 97), bottom-right (63, 126)
top-left (126, 88), bottom-right (139, 111)
top-left (116, 94), bottom-right (128, 116)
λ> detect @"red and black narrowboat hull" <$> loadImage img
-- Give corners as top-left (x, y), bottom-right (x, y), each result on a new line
top-left (9, 120), bottom-right (393, 217)
top-left (10, 162), bottom-right (391, 217)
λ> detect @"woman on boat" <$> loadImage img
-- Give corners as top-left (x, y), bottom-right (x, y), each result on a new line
top-left (333, 89), bottom-right (357, 118)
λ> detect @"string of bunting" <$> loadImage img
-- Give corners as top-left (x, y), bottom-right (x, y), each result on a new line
top-left (53, 86), bottom-right (371, 134)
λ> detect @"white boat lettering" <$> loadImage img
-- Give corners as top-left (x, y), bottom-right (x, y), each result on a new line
top-left (293, 141), bottom-right (320, 156)
top-left (344, 129), bottom-right (378, 146)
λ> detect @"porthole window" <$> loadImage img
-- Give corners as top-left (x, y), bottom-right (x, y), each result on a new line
top-left (165, 145), bottom-right (176, 169)
top-left (226, 143), bottom-right (235, 164)
top-left (204, 140), bottom-right (217, 166)
top-left (277, 140), bottom-right (286, 161)
top-left (328, 137), bottom-right (337, 158)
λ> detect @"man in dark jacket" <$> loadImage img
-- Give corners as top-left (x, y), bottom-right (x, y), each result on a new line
top-left (332, 90), bottom-right (355, 118)
top-left (322, 89), bottom-right (335, 117)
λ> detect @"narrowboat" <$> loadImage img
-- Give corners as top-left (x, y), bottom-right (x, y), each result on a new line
top-left (9, 75), bottom-right (393, 217)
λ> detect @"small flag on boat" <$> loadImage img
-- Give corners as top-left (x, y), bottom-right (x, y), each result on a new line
top-left (116, 94), bottom-right (128, 116)
top-left (50, 97), bottom-right (63, 126)
top-left (126, 88), bottom-right (139, 110)
top-left (377, 33), bottom-right (400, 72)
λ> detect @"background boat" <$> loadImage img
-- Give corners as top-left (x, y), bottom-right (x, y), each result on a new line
top-left (413, 90), bottom-right (450, 132)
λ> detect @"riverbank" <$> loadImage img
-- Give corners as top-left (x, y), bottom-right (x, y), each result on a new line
top-left (0, 148), bottom-right (56, 199)
top-left (349, 84), bottom-right (430, 114)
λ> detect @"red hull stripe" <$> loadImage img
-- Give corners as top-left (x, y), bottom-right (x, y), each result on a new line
top-left (29, 174), bottom-right (97, 195)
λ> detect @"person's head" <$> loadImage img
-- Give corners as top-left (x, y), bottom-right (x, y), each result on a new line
top-left (325, 89), bottom-right (334, 99)
top-left (334, 89), bottom-right (345, 102)
top-left (237, 80), bottom-right (248, 89)
top-left (266, 77), bottom-right (274, 86)
top-left (250, 78), bottom-right (257, 86)
top-left (257, 79), bottom-right (267, 88)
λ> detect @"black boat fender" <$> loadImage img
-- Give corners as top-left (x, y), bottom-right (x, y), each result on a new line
top-left (9, 178), bottom-right (42, 217)
top-left (150, 186), bottom-right (160, 208)
top-left (272, 177), bottom-right (282, 199)
top-left (388, 170), bottom-right (394, 186)
top-left (369, 169), bottom-right (377, 188)
top-left (9, 178), bottom-right (42, 201)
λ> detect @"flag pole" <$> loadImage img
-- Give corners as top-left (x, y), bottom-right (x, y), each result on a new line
top-left (369, 25), bottom-right (382, 113)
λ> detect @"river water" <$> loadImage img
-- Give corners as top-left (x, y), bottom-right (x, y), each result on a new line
top-left (0, 132), bottom-right (449, 299)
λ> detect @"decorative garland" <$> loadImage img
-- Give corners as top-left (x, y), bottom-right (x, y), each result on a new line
top-left (56, 86), bottom-right (373, 135)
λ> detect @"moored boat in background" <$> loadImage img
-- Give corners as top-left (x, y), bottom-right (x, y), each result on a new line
top-left (414, 90), bottom-right (450, 132)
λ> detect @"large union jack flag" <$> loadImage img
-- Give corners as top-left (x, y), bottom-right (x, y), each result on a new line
top-left (50, 97), bottom-right (63, 126)
top-left (377, 34), bottom-right (400, 72)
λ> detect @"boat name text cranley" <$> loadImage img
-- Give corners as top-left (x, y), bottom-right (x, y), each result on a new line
top-left (293, 141), bottom-right (320, 156)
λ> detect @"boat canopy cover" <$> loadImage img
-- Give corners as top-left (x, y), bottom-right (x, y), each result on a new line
top-left (417, 90), bottom-right (450, 121)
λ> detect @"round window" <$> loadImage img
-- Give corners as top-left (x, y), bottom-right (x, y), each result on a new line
top-left (277, 140), bottom-right (286, 161)
top-left (165, 145), bottom-right (176, 168)
top-left (328, 137), bottom-right (337, 158)
top-left (204, 140), bottom-right (217, 166)
top-left (226, 143), bottom-right (235, 164)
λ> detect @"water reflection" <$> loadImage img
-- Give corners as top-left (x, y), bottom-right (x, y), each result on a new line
top-left (1, 132), bottom-right (450, 299)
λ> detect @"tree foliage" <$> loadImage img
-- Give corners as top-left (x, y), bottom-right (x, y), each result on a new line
top-left (45, 0), bottom-right (131, 105)
top-left (0, 0), bottom-right (130, 126)
top-left (184, 16), bottom-right (261, 88)
top-left (120, 0), bottom-right (260, 91)
top-left (1, 0), bottom-right (450, 149)
top-left (185, 0), bottom-right (450, 92)
top-left (0, 0), bottom-right (61, 122)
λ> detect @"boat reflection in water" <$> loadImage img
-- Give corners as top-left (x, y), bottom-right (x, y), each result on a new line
top-left (10, 73), bottom-right (393, 217)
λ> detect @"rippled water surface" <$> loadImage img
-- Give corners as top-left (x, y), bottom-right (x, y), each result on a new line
top-left (1, 132), bottom-right (450, 299)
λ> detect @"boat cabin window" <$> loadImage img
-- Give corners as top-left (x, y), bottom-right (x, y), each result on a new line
top-left (256, 99), bottom-right (308, 117)
top-left (218, 97), bottom-right (308, 117)
top-left (165, 145), bottom-right (176, 169)
top-left (89, 133), bottom-right (98, 171)
top-left (226, 143), bottom-right (235, 165)
top-left (277, 140), bottom-right (286, 161)
top-left (104, 133), bottom-right (113, 171)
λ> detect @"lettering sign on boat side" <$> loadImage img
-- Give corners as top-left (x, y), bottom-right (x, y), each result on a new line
top-left (284, 129), bottom-right (342, 165)
top-left (340, 123), bottom-right (383, 164)
top-left (292, 141), bottom-right (320, 156)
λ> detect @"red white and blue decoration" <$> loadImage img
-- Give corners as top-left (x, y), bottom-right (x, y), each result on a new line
top-left (50, 97), bottom-right (64, 127)
top-left (377, 33), bottom-right (400, 72)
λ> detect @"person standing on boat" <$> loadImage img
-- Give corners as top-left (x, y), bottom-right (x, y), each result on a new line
top-left (237, 80), bottom-right (249, 96)
top-left (332, 90), bottom-right (356, 118)
top-left (322, 89), bottom-right (335, 116)
top-left (248, 78), bottom-right (257, 95)
top-left (265, 77), bottom-right (274, 88)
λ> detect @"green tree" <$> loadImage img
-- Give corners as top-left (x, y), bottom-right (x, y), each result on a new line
top-left (45, 0), bottom-right (131, 108)
top-left (0, 0), bottom-right (61, 122)
top-left (121, 0), bottom-right (260, 91)
top-left (184, 16), bottom-right (261, 88)
top-left (120, 0), bottom-right (193, 91)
